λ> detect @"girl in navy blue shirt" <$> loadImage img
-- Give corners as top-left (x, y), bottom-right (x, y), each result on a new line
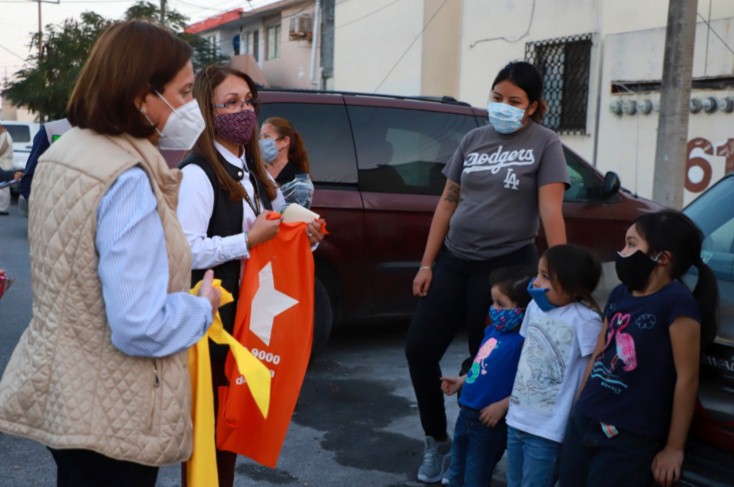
top-left (440, 266), bottom-right (534, 487)
top-left (560, 210), bottom-right (718, 487)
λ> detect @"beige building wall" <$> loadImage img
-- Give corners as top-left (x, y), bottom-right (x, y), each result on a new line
top-left (260, 3), bottom-right (320, 89)
top-left (335, 0), bottom-right (425, 94)
top-left (598, 15), bottom-right (734, 205)
top-left (335, 0), bottom-right (734, 204)
top-left (419, 0), bottom-right (462, 98)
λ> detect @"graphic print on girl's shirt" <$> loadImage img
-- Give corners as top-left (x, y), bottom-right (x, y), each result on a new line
top-left (510, 314), bottom-right (574, 413)
top-left (466, 337), bottom-right (499, 384)
top-left (590, 311), bottom-right (651, 395)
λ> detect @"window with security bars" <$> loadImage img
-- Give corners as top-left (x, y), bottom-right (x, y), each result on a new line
top-left (525, 34), bottom-right (592, 134)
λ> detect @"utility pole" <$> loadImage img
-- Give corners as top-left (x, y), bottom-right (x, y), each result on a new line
top-left (653, 0), bottom-right (698, 209)
top-left (160, 0), bottom-right (167, 24)
top-left (37, 0), bottom-right (43, 62)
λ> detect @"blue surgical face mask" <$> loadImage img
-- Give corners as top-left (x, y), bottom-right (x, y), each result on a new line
top-left (488, 101), bottom-right (525, 134)
top-left (527, 278), bottom-right (558, 312)
top-left (489, 306), bottom-right (524, 332)
top-left (259, 138), bottom-right (279, 164)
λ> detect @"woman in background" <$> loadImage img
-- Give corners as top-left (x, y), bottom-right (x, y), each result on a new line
top-left (259, 116), bottom-right (315, 209)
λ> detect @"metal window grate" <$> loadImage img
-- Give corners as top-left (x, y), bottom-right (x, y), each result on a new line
top-left (525, 34), bottom-right (592, 135)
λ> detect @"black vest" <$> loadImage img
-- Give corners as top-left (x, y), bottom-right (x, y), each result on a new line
top-left (179, 152), bottom-right (272, 344)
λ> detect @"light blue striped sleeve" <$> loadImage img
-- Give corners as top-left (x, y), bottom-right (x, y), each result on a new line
top-left (96, 166), bottom-right (213, 358)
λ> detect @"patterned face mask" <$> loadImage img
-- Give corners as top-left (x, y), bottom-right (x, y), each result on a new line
top-left (214, 109), bottom-right (257, 146)
top-left (489, 306), bottom-right (524, 332)
top-left (487, 102), bottom-right (525, 134)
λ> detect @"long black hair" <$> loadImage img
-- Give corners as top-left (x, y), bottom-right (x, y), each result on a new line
top-left (492, 61), bottom-right (547, 123)
top-left (633, 209), bottom-right (719, 348)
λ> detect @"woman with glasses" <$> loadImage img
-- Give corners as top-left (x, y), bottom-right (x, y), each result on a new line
top-left (259, 116), bottom-right (315, 209)
top-left (177, 65), bottom-right (325, 487)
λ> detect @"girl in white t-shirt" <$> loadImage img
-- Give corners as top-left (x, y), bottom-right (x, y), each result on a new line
top-left (505, 244), bottom-right (603, 487)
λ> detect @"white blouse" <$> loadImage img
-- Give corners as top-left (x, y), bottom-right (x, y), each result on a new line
top-left (177, 141), bottom-right (285, 270)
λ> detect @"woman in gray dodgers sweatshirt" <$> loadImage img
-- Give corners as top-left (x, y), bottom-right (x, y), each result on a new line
top-left (405, 61), bottom-right (569, 484)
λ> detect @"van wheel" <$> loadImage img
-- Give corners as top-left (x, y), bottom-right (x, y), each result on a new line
top-left (312, 278), bottom-right (333, 356)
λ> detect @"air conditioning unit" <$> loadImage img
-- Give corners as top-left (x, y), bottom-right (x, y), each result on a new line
top-left (289, 14), bottom-right (313, 41)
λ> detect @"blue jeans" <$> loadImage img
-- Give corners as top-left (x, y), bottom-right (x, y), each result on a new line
top-left (506, 426), bottom-right (560, 487)
top-left (446, 407), bottom-right (507, 487)
top-left (559, 409), bottom-right (659, 486)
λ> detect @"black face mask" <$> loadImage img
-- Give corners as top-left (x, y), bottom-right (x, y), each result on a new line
top-left (615, 250), bottom-right (659, 291)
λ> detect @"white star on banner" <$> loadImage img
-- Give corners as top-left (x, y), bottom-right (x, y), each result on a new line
top-left (250, 262), bottom-right (299, 346)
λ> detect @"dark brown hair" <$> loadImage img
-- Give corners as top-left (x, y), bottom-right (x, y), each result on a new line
top-left (490, 266), bottom-right (535, 309)
top-left (492, 61), bottom-right (547, 123)
top-left (67, 21), bottom-right (192, 137)
top-left (262, 116), bottom-right (311, 174)
top-left (633, 209), bottom-right (718, 348)
top-left (543, 244), bottom-right (602, 312)
top-left (191, 64), bottom-right (277, 202)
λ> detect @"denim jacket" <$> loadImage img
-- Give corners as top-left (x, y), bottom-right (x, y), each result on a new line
top-left (276, 164), bottom-right (314, 210)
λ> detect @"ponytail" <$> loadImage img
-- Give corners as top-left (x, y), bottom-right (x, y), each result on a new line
top-left (692, 260), bottom-right (719, 349)
top-left (288, 130), bottom-right (311, 174)
top-left (263, 116), bottom-right (311, 174)
top-left (530, 99), bottom-right (548, 124)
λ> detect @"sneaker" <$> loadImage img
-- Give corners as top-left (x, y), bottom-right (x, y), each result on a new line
top-left (417, 436), bottom-right (452, 483)
top-left (441, 472), bottom-right (450, 485)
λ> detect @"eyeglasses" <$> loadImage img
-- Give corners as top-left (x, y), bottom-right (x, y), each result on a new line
top-left (212, 97), bottom-right (258, 111)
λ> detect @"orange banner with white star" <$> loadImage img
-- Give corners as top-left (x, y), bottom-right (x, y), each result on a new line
top-left (216, 218), bottom-right (315, 468)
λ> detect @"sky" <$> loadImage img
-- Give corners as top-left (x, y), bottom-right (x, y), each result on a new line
top-left (0, 0), bottom-right (277, 84)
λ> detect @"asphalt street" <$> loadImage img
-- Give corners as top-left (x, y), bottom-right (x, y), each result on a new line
top-left (0, 198), bottom-right (508, 487)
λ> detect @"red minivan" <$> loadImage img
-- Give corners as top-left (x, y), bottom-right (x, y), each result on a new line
top-left (258, 91), bottom-right (662, 350)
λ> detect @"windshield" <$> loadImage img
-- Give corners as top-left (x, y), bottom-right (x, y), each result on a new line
top-left (684, 176), bottom-right (734, 344)
top-left (4, 125), bottom-right (31, 143)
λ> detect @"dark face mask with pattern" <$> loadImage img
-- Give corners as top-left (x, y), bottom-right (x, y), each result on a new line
top-left (214, 109), bottom-right (257, 146)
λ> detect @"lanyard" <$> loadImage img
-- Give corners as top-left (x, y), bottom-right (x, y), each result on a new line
top-left (242, 170), bottom-right (261, 216)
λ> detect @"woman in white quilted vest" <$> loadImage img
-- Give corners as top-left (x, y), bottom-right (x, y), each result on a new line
top-left (0, 21), bottom-right (221, 486)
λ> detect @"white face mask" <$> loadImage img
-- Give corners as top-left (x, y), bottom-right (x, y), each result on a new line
top-left (153, 91), bottom-right (205, 150)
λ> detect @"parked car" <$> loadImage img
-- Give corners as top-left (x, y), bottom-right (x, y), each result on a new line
top-left (679, 173), bottom-right (734, 486)
top-left (0, 121), bottom-right (40, 171)
top-left (257, 90), bottom-right (662, 350)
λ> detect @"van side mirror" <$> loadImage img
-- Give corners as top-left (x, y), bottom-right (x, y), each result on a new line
top-left (601, 171), bottom-right (621, 199)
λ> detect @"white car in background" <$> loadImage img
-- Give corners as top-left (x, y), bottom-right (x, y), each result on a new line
top-left (1, 121), bottom-right (40, 171)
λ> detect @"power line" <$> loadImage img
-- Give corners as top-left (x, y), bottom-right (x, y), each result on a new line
top-left (374, 0), bottom-right (447, 92)
top-left (696, 11), bottom-right (734, 57)
top-left (336, 0), bottom-right (402, 30)
top-left (0, 42), bottom-right (25, 61)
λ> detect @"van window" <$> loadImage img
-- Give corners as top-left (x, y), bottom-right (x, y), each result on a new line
top-left (4, 125), bottom-right (31, 143)
top-left (347, 106), bottom-right (479, 195)
top-left (259, 103), bottom-right (357, 184)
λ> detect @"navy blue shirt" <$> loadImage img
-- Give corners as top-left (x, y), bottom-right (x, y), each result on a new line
top-left (576, 282), bottom-right (700, 439)
top-left (460, 325), bottom-right (524, 410)
top-left (19, 125), bottom-right (50, 199)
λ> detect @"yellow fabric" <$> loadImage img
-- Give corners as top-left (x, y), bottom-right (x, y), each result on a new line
top-left (187, 279), bottom-right (272, 487)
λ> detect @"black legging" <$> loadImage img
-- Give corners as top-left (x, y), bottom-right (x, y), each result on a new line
top-left (405, 244), bottom-right (538, 440)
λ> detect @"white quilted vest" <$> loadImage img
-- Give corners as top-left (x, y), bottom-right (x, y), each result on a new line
top-left (0, 128), bottom-right (194, 466)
